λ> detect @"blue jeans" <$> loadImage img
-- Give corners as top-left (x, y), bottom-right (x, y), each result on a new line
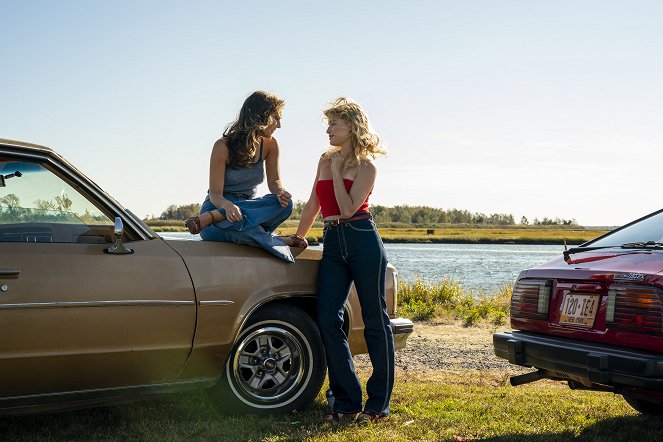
top-left (199, 194), bottom-right (294, 262)
top-left (316, 217), bottom-right (395, 415)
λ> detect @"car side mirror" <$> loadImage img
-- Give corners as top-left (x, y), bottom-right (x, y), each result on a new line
top-left (0, 171), bottom-right (22, 187)
top-left (104, 217), bottom-right (134, 255)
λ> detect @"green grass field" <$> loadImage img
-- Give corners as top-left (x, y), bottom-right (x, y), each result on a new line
top-left (2, 371), bottom-right (657, 442)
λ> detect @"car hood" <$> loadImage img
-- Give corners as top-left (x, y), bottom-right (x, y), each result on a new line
top-left (522, 249), bottom-right (663, 281)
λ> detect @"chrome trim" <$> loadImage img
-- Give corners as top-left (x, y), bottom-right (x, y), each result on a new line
top-left (1, 377), bottom-right (217, 408)
top-left (198, 300), bottom-right (234, 306)
top-left (0, 300), bottom-right (195, 310)
top-left (235, 293), bottom-right (317, 344)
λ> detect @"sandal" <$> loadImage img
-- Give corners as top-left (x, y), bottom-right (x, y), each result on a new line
top-left (356, 411), bottom-right (388, 424)
top-left (278, 234), bottom-right (308, 248)
top-left (185, 215), bottom-right (203, 234)
top-left (324, 411), bottom-right (359, 423)
top-left (185, 212), bottom-right (216, 234)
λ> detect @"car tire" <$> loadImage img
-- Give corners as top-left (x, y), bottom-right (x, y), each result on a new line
top-left (623, 393), bottom-right (663, 415)
top-left (209, 304), bottom-right (326, 414)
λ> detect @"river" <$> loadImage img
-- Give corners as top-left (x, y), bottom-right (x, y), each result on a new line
top-left (159, 232), bottom-right (563, 293)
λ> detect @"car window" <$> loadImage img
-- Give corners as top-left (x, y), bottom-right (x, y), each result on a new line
top-left (0, 160), bottom-right (114, 243)
top-left (587, 210), bottom-right (663, 247)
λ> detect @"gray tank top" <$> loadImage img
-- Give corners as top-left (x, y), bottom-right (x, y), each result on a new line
top-left (223, 139), bottom-right (265, 198)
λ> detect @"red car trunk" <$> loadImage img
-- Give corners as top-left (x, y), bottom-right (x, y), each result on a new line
top-left (510, 250), bottom-right (663, 354)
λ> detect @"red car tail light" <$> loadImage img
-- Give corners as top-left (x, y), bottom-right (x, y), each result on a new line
top-left (606, 284), bottom-right (663, 335)
top-left (511, 279), bottom-right (551, 319)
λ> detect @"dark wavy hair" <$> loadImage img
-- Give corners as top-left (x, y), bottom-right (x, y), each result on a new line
top-left (223, 91), bottom-right (284, 169)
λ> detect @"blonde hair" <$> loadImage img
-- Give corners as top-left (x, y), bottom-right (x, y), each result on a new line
top-left (323, 97), bottom-right (386, 168)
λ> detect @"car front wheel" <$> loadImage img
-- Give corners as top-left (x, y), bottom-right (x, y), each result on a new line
top-left (210, 304), bottom-right (326, 414)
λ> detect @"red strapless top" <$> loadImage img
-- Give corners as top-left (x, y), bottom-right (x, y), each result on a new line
top-left (315, 179), bottom-right (370, 219)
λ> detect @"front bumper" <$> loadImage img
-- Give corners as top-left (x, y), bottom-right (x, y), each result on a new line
top-left (391, 317), bottom-right (414, 351)
top-left (493, 331), bottom-right (663, 390)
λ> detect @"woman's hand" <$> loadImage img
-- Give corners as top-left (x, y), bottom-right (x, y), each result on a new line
top-left (329, 152), bottom-right (345, 177)
top-left (222, 200), bottom-right (243, 222)
top-left (277, 189), bottom-right (292, 207)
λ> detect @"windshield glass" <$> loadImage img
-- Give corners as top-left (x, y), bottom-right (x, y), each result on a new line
top-left (586, 210), bottom-right (663, 247)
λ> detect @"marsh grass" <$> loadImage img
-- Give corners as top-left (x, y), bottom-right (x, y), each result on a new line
top-left (2, 371), bottom-right (658, 442)
top-left (398, 277), bottom-right (512, 326)
top-left (148, 220), bottom-right (607, 245)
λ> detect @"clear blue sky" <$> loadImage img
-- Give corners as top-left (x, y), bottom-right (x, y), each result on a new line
top-left (2, 0), bottom-right (662, 226)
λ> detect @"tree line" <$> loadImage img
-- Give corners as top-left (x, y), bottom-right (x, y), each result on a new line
top-left (152, 202), bottom-right (578, 226)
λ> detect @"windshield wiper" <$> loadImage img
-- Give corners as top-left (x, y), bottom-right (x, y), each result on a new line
top-left (563, 246), bottom-right (616, 261)
top-left (621, 241), bottom-right (663, 249)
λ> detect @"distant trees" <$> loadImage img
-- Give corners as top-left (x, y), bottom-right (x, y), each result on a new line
top-left (159, 203), bottom-right (200, 220)
top-left (370, 205), bottom-right (515, 226)
top-left (532, 217), bottom-right (578, 226)
top-left (153, 202), bottom-right (578, 227)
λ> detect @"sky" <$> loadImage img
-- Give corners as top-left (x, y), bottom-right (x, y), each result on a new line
top-left (2, 0), bottom-right (662, 226)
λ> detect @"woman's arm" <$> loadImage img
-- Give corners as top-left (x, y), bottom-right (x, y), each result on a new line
top-left (208, 139), bottom-right (229, 208)
top-left (331, 156), bottom-right (376, 219)
top-left (295, 158), bottom-right (323, 237)
top-left (208, 139), bottom-right (243, 222)
top-left (264, 137), bottom-right (291, 206)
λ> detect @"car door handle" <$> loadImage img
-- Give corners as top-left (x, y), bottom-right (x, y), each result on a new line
top-left (0, 268), bottom-right (20, 276)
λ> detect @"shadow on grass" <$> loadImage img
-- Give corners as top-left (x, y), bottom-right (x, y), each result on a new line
top-left (0, 390), bottom-right (336, 441)
top-left (473, 414), bottom-right (663, 442)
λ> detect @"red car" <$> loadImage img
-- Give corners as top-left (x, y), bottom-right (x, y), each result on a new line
top-left (494, 209), bottom-right (663, 415)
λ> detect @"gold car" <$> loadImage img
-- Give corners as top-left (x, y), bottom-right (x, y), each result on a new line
top-left (0, 138), bottom-right (413, 415)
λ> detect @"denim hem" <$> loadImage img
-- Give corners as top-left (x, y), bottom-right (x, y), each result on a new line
top-left (334, 408), bottom-right (362, 414)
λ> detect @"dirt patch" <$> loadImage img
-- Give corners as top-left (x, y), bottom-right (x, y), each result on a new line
top-left (354, 320), bottom-right (530, 375)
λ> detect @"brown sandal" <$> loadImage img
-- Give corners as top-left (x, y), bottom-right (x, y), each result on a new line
top-left (185, 212), bottom-right (216, 234)
top-left (324, 411), bottom-right (359, 423)
top-left (185, 216), bottom-right (202, 234)
top-left (356, 411), bottom-right (388, 424)
top-left (278, 234), bottom-right (308, 248)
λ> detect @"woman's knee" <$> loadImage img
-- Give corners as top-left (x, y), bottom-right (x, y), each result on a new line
top-left (317, 310), bottom-right (342, 333)
top-left (279, 197), bottom-right (293, 214)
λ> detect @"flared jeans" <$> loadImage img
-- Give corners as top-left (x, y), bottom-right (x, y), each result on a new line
top-left (199, 193), bottom-right (294, 262)
top-left (316, 217), bottom-right (395, 415)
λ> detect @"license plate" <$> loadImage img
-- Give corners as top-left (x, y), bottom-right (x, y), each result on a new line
top-left (559, 293), bottom-right (599, 328)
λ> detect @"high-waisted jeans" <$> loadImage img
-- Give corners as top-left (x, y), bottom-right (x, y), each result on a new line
top-left (316, 216), bottom-right (395, 415)
top-left (199, 193), bottom-right (294, 262)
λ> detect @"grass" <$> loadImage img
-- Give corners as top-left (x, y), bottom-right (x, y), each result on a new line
top-left (2, 371), bottom-right (659, 441)
top-left (398, 277), bottom-right (512, 326)
top-left (146, 219), bottom-right (608, 245)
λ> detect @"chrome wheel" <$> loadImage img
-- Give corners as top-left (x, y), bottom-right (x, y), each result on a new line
top-left (231, 326), bottom-right (305, 403)
top-left (210, 304), bottom-right (326, 414)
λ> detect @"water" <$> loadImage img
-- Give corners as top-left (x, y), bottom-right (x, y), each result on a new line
top-left (380, 243), bottom-right (563, 292)
top-left (159, 232), bottom-right (563, 293)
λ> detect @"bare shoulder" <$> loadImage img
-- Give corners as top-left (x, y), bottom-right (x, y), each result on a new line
top-left (211, 138), bottom-right (229, 160)
top-left (212, 137), bottom-right (229, 151)
top-left (359, 159), bottom-right (377, 174)
top-left (263, 136), bottom-right (279, 157)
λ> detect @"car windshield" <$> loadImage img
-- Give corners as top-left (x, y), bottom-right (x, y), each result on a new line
top-left (586, 210), bottom-right (663, 248)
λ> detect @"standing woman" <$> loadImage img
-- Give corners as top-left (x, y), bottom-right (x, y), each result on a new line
top-left (186, 91), bottom-right (305, 262)
top-left (293, 97), bottom-right (393, 423)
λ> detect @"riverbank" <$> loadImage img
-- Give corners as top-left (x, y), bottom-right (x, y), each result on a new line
top-left (146, 220), bottom-right (609, 245)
